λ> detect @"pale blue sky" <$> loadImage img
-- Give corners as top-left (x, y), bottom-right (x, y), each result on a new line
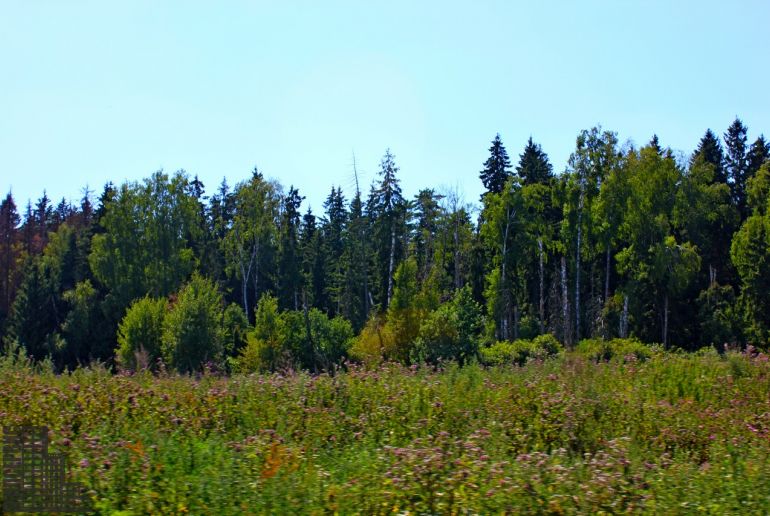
top-left (2, 1), bottom-right (768, 213)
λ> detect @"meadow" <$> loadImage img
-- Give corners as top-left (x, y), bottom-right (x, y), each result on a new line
top-left (1, 343), bottom-right (770, 514)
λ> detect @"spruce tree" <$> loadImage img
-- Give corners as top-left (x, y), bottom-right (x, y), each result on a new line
top-left (322, 187), bottom-right (346, 315)
top-left (277, 186), bottom-right (304, 310)
top-left (480, 134), bottom-right (512, 196)
top-left (724, 118), bottom-right (749, 218)
top-left (369, 150), bottom-right (406, 308)
top-left (692, 129), bottom-right (726, 183)
top-left (0, 193), bottom-right (21, 324)
top-left (300, 207), bottom-right (326, 312)
top-left (747, 135), bottom-right (770, 178)
top-left (516, 137), bottom-right (553, 185)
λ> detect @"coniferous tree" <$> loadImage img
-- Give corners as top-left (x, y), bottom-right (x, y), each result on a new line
top-left (0, 193), bottom-right (21, 326)
top-left (341, 181), bottom-right (370, 329)
top-left (368, 150), bottom-right (407, 309)
top-left (7, 257), bottom-right (59, 359)
top-left (747, 135), bottom-right (769, 178)
top-left (33, 192), bottom-right (53, 253)
top-left (724, 118), bottom-right (750, 218)
top-left (300, 207), bottom-right (326, 311)
top-left (93, 182), bottom-right (116, 235)
top-left (277, 186), bottom-right (304, 310)
top-left (692, 129), bottom-right (726, 184)
top-left (322, 187), bottom-right (346, 315)
top-left (517, 137), bottom-right (553, 186)
top-left (479, 134), bottom-right (512, 197)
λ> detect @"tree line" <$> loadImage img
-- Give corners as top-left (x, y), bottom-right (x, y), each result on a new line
top-left (1, 118), bottom-right (769, 372)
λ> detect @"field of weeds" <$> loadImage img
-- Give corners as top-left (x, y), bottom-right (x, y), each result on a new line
top-left (1, 346), bottom-right (770, 514)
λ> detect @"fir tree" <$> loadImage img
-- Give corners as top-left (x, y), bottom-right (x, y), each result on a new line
top-left (747, 135), bottom-right (770, 178)
top-left (369, 150), bottom-right (407, 308)
top-left (724, 118), bottom-right (749, 218)
top-left (516, 137), bottom-right (553, 185)
top-left (0, 193), bottom-right (21, 323)
top-left (322, 187), bottom-right (347, 315)
top-left (278, 186), bottom-right (304, 310)
top-left (479, 134), bottom-right (512, 196)
top-left (691, 129), bottom-right (726, 183)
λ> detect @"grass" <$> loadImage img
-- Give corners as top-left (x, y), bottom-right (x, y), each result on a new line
top-left (1, 345), bottom-right (770, 513)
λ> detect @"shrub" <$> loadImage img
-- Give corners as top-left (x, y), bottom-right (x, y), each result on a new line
top-left (479, 334), bottom-right (563, 366)
top-left (162, 274), bottom-right (225, 373)
top-left (116, 296), bottom-right (167, 371)
top-left (281, 309), bottom-right (355, 371)
top-left (349, 313), bottom-right (395, 367)
top-left (222, 303), bottom-right (249, 356)
top-left (576, 338), bottom-right (657, 362)
top-left (233, 294), bottom-right (288, 373)
top-left (412, 286), bottom-right (483, 365)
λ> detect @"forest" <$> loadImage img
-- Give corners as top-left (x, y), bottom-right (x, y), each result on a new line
top-left (1, 118), bottom-right (769, 373)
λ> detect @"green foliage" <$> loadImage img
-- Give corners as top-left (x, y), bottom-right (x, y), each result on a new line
top-left (282, 309), bottom-right (355, 371)
top-left (6, 121), bottom-right (770, 370)
top-left (696, 285), bottom-right (741, 349)
top-left (234, 293), bottom-right (285, 373)
top-left (731, 211), bottom-right (770, 345)
top-left (349, 313), bottom-right (394, 367)
top-left (6, 257), bottom-right (59, 360)
top-left (479, 133), bottom-right (512, 195)
top-left (162, 274), bottom-right (225, 373)
top-left (60, 280), bottom-right (100, 367)
top-left (747, 161), bottom-right (770, 216)
top-left (479, 334), bottom-right (563, 366)
top-left (221, 172), bottom-right (280, 318)
top-left (222, 303), bottom-right (249, 356)
top-left (575, 338), bottom-right (658, 362)
top-left (116, 296), bottom-right (167, 371)
top-left (89, 171), bottom-right (198, 318)
top-left (5, 349), bottom-right (770, 511)
top-left (412, 286), bottom-right (483, 365)
top-left (385, 257), bottom-right (422, 363)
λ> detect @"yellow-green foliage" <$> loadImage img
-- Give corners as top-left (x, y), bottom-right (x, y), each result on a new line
top-left (576, 337), bottom-right (660, 362)
top-left (480, 334), bottom-right (563, 366)
top-left (4, 349), bottom-right (770, 512)
top-left (349, 313), bottom-right (395, 367)
top-left (233, 294), bottom-right (285, 373)
top-left (116, 296), bottom-right (167, 371)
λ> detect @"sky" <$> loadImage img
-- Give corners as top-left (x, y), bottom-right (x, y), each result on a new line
top-left (2, 0), bottom-right (769, 213)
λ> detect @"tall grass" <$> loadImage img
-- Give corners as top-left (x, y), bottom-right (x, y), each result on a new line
top-left (1, 347), bottom-right (769, 513)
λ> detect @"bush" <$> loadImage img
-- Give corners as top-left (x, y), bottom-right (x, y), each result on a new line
top-left (162, 274), bottom-right (225, 373)
top-left (349, 313), bottom-right (395, 367)
top-left (412, 287), bottom-right (483, 366)
top-left (116, 296), bottom-right (167, 371)
top-left (233, 294), bottom-right (286, 373)
top-left (281, 309), bottom-right (355, 371)
top-left (479, 334), bottom-right (563, 366)
top-left (222, 303), bottom-right (249, 356)
top-left (576, 338), bottom-right (658, 363)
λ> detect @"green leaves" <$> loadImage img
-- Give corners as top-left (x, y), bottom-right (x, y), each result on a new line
top-left (162, 274), bottom-right (225, 374)
top-left (116, 296), bottom-right (167, 372)
top-left (89, 172), bottom-right (198, 320)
